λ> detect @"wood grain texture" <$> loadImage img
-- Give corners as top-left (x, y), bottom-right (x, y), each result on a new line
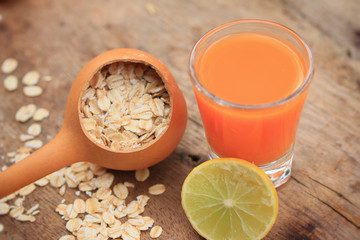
top-left (0, 0), bottom-right (359, 239)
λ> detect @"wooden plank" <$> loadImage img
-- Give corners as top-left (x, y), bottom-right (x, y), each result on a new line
top-left (0, 0), bottom-right (359, 239)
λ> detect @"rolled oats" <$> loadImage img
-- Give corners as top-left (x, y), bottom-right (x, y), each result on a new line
top-left (31, 210), bottom-right (40, 216)
top-left (20, 134), bottom-right (34, 142)
top-left (50, 173), bottom-right (66, 188)
top-left (16, 214), bottom-right (36, 222)
top-left (26, 203), bottom-right (39, 215)
top-left (95, 187), bottom-right (112, 200)
top-left (73, 199), bottom-right (86, 213)
top-left (22, 70), bottom-right (40, 86)
top-left (59, 185), bottom-right (66, 196)
top-left (59, 235), bottom-right (75, 240)
top-left (113, 183), bottom-right (128, 200)
top-left (135, 168), bottom-right (150, 182)
top-left (80, 62), bottom-right (171, 151)
top-left (84, 213), bottom-right (101, 223)
top-left (148, 184), bottom-right (166, 195)
top-left (0, 202), bottom-right (10, 215)
top-left (25, 139), bottom-right (43, 149)
top-left (1, 58), bottom-right (18, 73)
top-left (124, 181), bottom-right (135, 188)
top-left (14, 197), bottom-right (25, 207)
top-left (65, 204), bottom-right (78, 219)
top-left (23, 86), bottom-right (43, 97)
top-left (35, 177), bottom-right (49, 187)
top-left (56, 203), bottom-right (67, 216)
top-left (43, 75), bottom-right (52, 82)
top-left (18, 183), bottom-right (36, 196)
top-left (66, 218), bottom-right (82, 233)
top-left (33, 108), bottom-right (49, 121)
top-left (95, 173), bottom-right (114, 189)
top-left (150, 226), bottom-right (163, 238)
top-left (9, 206), bottom-right (24, 218)
top-left (77, 226), bottom-right (97, 240)
top-left (15, 104), bottom-right (37, 122)
top-left (102, 210), bottom-right (116, 225)
top-left (85, 198), bottom-right (100, 214)
top-left (27, 123), bottom-right (42, 136)
top-left (4, 75), bottom-right (18, 91)
top-left (0, 223), bottom-right (3, 232)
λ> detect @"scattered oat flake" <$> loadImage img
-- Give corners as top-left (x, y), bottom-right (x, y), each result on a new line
top-left (0, 223), bottom-right (3, 232)
top-left (43, 75), bottom-right (52, 82)
top-left (150, 225), bottom-right (163, 238)
top-left (31, 210), bottom-right (40, 216)
top-left (77, 226), bottom-right (97, 240)
top-left (27, 123), bottom-right (42, 136)
top-left (18, 183), bottom-right (36, 196)
top-left (146, 3), bottom-right (158, 15)
top-left (135, 168), bottom-right (150, 182)
top-left (59, 185), bottom-right (66, 196)
top-left (22, 70), bottom-right (40, 86)
top-left (66, 218), bottom-right (82, 233)
top-left (73, 199), bottom-right (86, 213)
top-left (95, 173), bottom-right (114, 188)
top-left (33, 108), bottom-right (49, 121)
top-left (108, 225), bottom-right (123, 238)
top-left (6, 152), bottom-right (16, 158)
top-left (23, 85), bottom-right (43, 97)
top-left (59, 235), bottom-right (75, 240)
top-left (9, 206), bottom-right (24, 218)
top-left (56, 203), bottom-right (67, 216)
top-left (148, 184), bottom-right (166, 195)
top-left (14, 197), bottom-right (25, 207)
top-left (25, 139), bottom-right (43, 149)
top-left (16, 214), bottom-right (36, 222)
top-left (50, 173), bottom-right (66, 188)
top-left (17, 146), bottom-right (32, 154)
top-left (66, 204), bottom-right (78, 219)
top-left (4, 75), bottom-right (18, 91)
top-left (0, 202), bottom-right (10, 215)
top-left (95, 187), bottom-right (112, 200)
top-left (15, 104), bottom-right (37, 122)
top-left (26, 203), bottom-right (39, 215)
top-left (113, 183), bottom-right (128, 200)
top-left (1, 193), bottom-right (16, 202)
top-left (124, 181), bottom-right (135, 188)
top-left (85, 198), bottom-right (100, 214)
top-left (35, 177), bottom-right (49, 186)
top-left (20, 134), bottom-right (34, 142)
top-left (1, 58), bottom-right (18, 73)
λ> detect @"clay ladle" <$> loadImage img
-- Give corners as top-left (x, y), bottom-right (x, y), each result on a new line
top-left (0, 48), bottom-right (187, 198)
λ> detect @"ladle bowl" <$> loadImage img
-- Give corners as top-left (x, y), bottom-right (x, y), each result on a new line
top-left (0, 49), bottom-right (187, 198)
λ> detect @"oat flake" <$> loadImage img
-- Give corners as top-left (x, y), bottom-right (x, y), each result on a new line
top-left (1, 58), bottom-right (18, 73)
top-left (4, 75), bottom-right (18, 91)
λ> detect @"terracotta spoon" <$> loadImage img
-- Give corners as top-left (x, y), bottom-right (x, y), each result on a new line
top-left (0, 48), bottom-right (187, 198)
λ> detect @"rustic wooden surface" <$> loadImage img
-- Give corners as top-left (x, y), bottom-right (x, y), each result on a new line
top-left (0, 0), bottom-right (359, 239)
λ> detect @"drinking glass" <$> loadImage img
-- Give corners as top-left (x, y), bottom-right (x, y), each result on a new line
top-left (189, 20), bottom-right (314, 187)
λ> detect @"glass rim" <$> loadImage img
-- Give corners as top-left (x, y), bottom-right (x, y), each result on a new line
top-left (189, 19), bottom-right (314, 109)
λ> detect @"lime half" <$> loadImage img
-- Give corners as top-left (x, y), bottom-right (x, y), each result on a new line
top-left (181, 158), bottom-right (278, 240)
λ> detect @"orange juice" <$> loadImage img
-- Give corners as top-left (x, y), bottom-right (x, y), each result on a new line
top-left (194, 33), bottom-right (309, 165)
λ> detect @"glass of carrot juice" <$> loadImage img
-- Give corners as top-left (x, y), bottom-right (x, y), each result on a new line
top-left (189, 20), bottom-right (314, 187)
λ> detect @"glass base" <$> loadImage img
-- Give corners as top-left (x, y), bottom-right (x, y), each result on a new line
top-left (208, 145), bottom-right (293, 188)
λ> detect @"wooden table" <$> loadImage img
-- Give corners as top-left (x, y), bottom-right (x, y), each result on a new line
top-left (0, 0), bottom-right (359, 239)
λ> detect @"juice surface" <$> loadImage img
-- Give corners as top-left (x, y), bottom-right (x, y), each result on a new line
top-left (197, 33), bottom-right (306, 105)
top-left (194, 33), bottom-right (309, 165)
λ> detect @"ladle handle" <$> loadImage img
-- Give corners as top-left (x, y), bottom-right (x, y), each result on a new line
top-left (0, 128), bottom-right (81, 198)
